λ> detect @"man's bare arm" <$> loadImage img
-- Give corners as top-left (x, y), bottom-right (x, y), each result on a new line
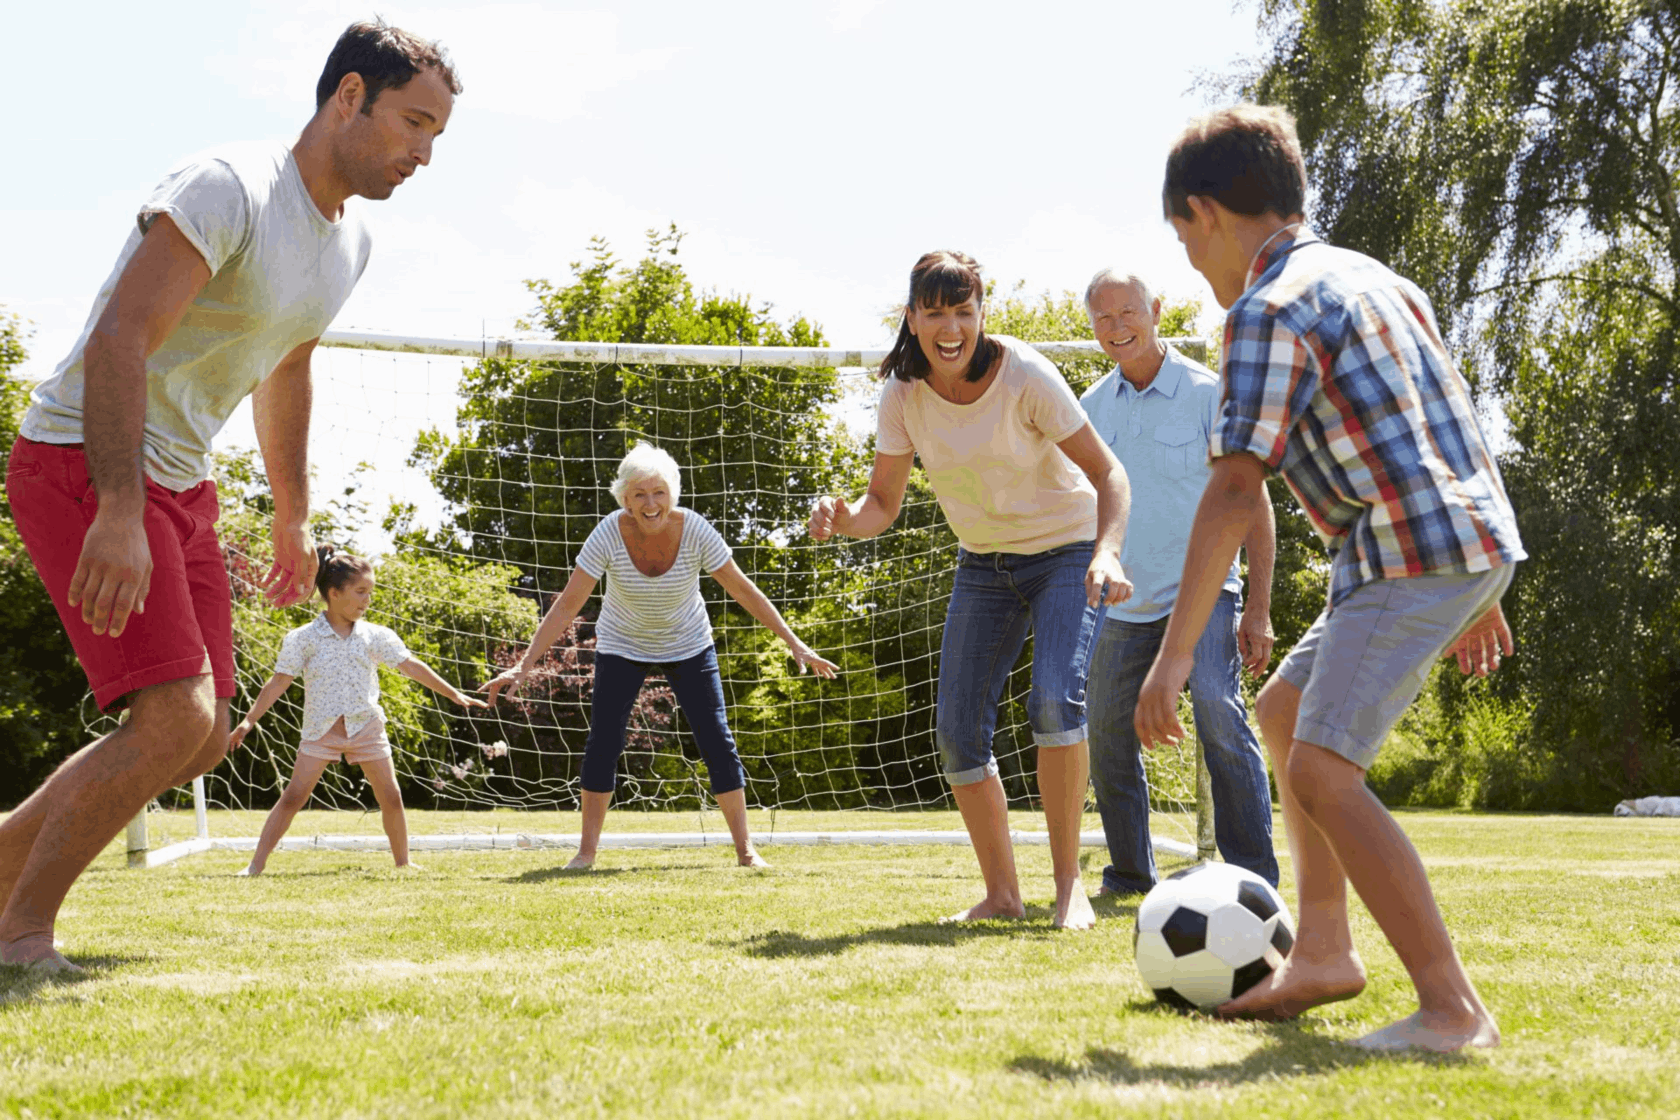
top-left (72, 214), bottom-right (211, 637)
top-left (252, 339), bottom-right (318, 608)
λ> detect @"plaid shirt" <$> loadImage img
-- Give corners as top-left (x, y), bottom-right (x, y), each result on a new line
top-left (1209, 230), bottom-right (1525, 606)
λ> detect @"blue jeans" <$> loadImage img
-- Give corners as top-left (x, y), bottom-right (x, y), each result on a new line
top-left (582, 646), bottom-right (746, 795)
top-left (1087, 590), bottom-right (1278, 893)
top-left (935, 541), bottom-right (1102, 785)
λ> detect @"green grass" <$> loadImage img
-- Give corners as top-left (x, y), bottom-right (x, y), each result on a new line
top-left (2, 810), bottom-right (1678, 1118)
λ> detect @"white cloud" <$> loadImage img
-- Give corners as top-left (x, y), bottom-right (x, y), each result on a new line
top-left (827, 0), bottom-right (891, 33)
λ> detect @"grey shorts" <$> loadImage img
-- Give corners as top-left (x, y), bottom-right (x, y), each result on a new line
top-left (1276, 566), bottom-right (1515, 771)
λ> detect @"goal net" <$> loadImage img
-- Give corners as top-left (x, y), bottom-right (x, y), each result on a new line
top-left (102, 333), bottom-right (1216, 866)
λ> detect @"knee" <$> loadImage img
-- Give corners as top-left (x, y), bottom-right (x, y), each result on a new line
top-left (125, 678), bottom-right (218, 763)
top-left (1282, 744), bottom-right (1349, 819)
top-left (1255, 679), bottom-right (1298, 744)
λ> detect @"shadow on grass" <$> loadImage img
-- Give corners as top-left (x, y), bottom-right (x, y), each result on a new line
top-left (734, 909), bottom-right (1072, 958)
top-left (1009, 1016), bottom-right (1476, 1088)
top-left (508, 865), bottom-right (632, 884)
top-left (0, 953), bottom-right (151, 1008)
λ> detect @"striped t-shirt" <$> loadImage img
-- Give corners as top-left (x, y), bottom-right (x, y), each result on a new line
top-left (575, 509), bottom-right (733, 662)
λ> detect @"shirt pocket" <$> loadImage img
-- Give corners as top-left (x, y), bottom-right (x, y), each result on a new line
top-left (1152, 424), bottom-right (1202, 481)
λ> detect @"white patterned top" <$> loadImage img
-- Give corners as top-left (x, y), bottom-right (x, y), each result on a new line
top-left (575, 509), bottom-right (733, 662)
top-left (274, 613), bottom-right (413, 742)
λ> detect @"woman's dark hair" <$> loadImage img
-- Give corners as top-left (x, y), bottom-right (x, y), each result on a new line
top-left (879, 250), bottom-right (1004, 384)
top-left (315, 545), bottom-right (374, 599)
top-left (1162, 104), bottom-right (1307, 222)
top-left (315, 18), bottom-right (462, 113)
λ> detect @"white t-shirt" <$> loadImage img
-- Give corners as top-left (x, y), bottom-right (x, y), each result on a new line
top-left (274, 614), bottom-right (412, 743)
top-left (575, 509), bottom-right (733, 662)
top-left (23, 142), bottom-right (373, 491)
top-left (875, 334), bottom-right (1098, 554)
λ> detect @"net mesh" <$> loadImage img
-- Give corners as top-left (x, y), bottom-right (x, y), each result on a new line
top-left (88, 341), bottom-right (1208, 851)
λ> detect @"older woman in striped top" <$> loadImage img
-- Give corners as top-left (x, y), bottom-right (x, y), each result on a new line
top-left (485, 443), bottom-right (837, 869)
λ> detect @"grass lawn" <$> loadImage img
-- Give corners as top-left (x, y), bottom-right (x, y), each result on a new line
top-left (2, 808), bottom-right (1677, 1118)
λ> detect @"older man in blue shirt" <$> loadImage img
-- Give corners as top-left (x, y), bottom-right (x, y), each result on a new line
top-left (1079, 269), bottom-right (1279, 894)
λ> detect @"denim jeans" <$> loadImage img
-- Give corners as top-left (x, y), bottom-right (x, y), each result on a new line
top-left (582, 646), bottom-right (746, 795)
top-left (935, 541), bottom-right (1102, 785)
top-left (1087, 590), bottom-right (1278, 892)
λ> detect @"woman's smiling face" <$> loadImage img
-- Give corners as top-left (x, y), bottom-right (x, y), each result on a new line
top-left (621, 474), bottom-right (674, 532)
top-left (906, 294), bottom-right (983, 380)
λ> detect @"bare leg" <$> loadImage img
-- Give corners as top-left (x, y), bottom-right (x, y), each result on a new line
top-left (1037, 741), bottom-right (1095, 930)
top-left (0, 676), bottom-right (217, 970)
top-left (1285, 742), bottom-right (1498, 1052)
top-left (713, 788), bottom-right (767, 867)
top-left (569, 789), bottom-right (611, 870)
top-left (168, 700), bottom-right (232, 787)
top-left (241, 754), bottom-right (334, 877)
top-left (357, 756), bottom-right (413, 870)
top-left (1220, 676), bottom-right (1367, 1019)
top-left (944, 774), bottom-right (1024, 922)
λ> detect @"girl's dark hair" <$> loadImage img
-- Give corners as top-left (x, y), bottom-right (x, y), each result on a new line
top-left (879, 250), bottom-right (1003, 384)
top-left (315, 545), bottom-right (374, 599)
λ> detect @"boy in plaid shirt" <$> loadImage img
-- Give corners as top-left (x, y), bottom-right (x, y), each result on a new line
top-left (1135, 105), bottom-right (1524, 1052)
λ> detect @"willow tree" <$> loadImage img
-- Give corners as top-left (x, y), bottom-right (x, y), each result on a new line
top-left (1240, 0), bottom-right (1680, 806)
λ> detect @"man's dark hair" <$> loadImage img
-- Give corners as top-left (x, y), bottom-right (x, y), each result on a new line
top-left (315, 18), bottom-right (462, 113)
top-left (1162, 104), bottom-right (1307, 222)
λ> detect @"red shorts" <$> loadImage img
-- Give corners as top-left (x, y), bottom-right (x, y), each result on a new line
top-left (6, 438), bottom-right (236, 712)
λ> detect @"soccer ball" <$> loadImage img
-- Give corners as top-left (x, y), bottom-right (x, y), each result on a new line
top-left (1134, 862), bottom-right (1295, 1010)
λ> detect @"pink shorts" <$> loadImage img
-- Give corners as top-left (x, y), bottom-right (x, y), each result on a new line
top-left (298, 714), bottom-right (394, 765)
top-left (6, 438), bottom-right (236, 712)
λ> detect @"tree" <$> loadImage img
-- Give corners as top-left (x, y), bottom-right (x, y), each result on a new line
top-left (0, 311), bottom-right (88, 807)
top-left (1240, 0), bottom-right (1680, 806)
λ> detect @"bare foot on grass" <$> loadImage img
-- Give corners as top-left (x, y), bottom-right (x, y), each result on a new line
top-left (236, 864), bottom-right (262, 877)
top-left (564, 853), bottom-right (596, 871)
top-left (737, 850), bottom-right (770, 868)
top-left (1216, 952), bottom-right (1367, 1021)
top-left (1, 935), bottom-right (84, 975)
top-left (394, 862), bottom-right (423, 873)
top-left (1053, 881), bottom-right (1096, 930)
top-left (941, 896), bottom-right (1026, 923)
top-left (1351, 1008), bottom-right (1500, 1053)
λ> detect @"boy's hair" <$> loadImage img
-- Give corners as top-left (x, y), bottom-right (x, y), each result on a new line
top-left (315, 545), bottom-right (374, 599)
top-left (879, 250), bottom-right (1003, 385)
top-left (1162, 104), bottom-right (1307, 222)
top-left (315, 18), bottom-right (462, 113)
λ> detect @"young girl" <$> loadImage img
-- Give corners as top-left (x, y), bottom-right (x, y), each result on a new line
top-left (229, 546), bottom-right (487, 875)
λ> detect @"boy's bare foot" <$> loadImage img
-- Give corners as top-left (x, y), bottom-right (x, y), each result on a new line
top-left (1351, 1008), bottom-right (1499, 1053)
top-left (737, 850), bottom-right (770, 868)
top-left (1054, 882), bottom-right (1096, 930)
top-left (1216, 952), bottom-right (1367, 1021)
top-left (564, 853), bottom-right (596, 871)
top-left (1, 935), bottom-right (84, 975)
top-left (941, 896), bottom-right (1026, 923)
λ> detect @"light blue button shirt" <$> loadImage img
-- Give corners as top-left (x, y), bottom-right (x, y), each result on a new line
top-left (1079, 346), bottom-right (1243, 623)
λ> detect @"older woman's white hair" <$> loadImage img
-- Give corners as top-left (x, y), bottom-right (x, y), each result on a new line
top-left (609, 442), bottom-right (683, 505)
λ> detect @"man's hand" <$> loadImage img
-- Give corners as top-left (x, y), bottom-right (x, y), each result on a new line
top-left (263, 521), bottom-right (317, 607)
top-left (1448, 603), bottom-right (1514, 677)
top-left (808, 496), bottom-right (849, 541)
top-left (1238, 603), bottom-right (1275, 676)
top-left (1086, 551), bottom-right (1134, 609)
top-left (1134, 651), bottom-right (1194, 750)
top-left (67, 504), bottom-right (152, 637)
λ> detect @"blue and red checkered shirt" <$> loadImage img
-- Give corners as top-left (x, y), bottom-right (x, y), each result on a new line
top-left (1209, 230), bottom-right (1525, 607)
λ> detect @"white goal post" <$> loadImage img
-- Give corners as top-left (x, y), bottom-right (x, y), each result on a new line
top-left (121, 329), bottom-right (1219, 869)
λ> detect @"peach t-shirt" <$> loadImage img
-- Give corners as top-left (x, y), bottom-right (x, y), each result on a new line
top-left (875, 335), bottom-right (1098, 554)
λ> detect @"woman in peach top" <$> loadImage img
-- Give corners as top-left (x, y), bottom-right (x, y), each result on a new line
top-left (809, 250), bottom-right (1133, 929)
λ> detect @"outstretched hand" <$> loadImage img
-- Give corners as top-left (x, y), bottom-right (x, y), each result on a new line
top-left (452, 692), bottom-right (491, 710)
top-left (1448, 604), bottom-right (1514, 677)
top-left (228, 719), bottom-right (254, 751)
top-left (807, 496), bottom-right (848, 542)
top-left (787, 642), bottom-right (839, 679)
top-left (482, 668), bottom-right (532, 705)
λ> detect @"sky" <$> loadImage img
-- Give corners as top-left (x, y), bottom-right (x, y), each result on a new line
top-left (0, 0), bottom-right (1265, 547)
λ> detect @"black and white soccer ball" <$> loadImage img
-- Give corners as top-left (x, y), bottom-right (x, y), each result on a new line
top-left (1134, 862), bottom-right (1295, 1010)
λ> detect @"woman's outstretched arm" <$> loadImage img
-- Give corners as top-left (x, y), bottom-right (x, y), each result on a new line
top-left (483, 567), bottom-right (600, 702)
top-left (709, 561), bottom-right (838, 678)
top-left (807, 451), bottom-right (914, 541)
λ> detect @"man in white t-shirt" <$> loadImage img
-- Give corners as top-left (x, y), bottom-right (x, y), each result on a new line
top-left (1, 20), bottom-right (460, 971)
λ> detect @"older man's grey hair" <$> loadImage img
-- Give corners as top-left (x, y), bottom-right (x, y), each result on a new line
top-left (610, 442), bottom-right (683, 505)
top-left (1084, 269), bottom-right (1156, 310)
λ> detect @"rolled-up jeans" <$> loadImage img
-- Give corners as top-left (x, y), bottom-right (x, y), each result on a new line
top-left (1087, 589), bottom-right (1278, 894)
top-left (935, 541), bottom-right (1102, 785)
